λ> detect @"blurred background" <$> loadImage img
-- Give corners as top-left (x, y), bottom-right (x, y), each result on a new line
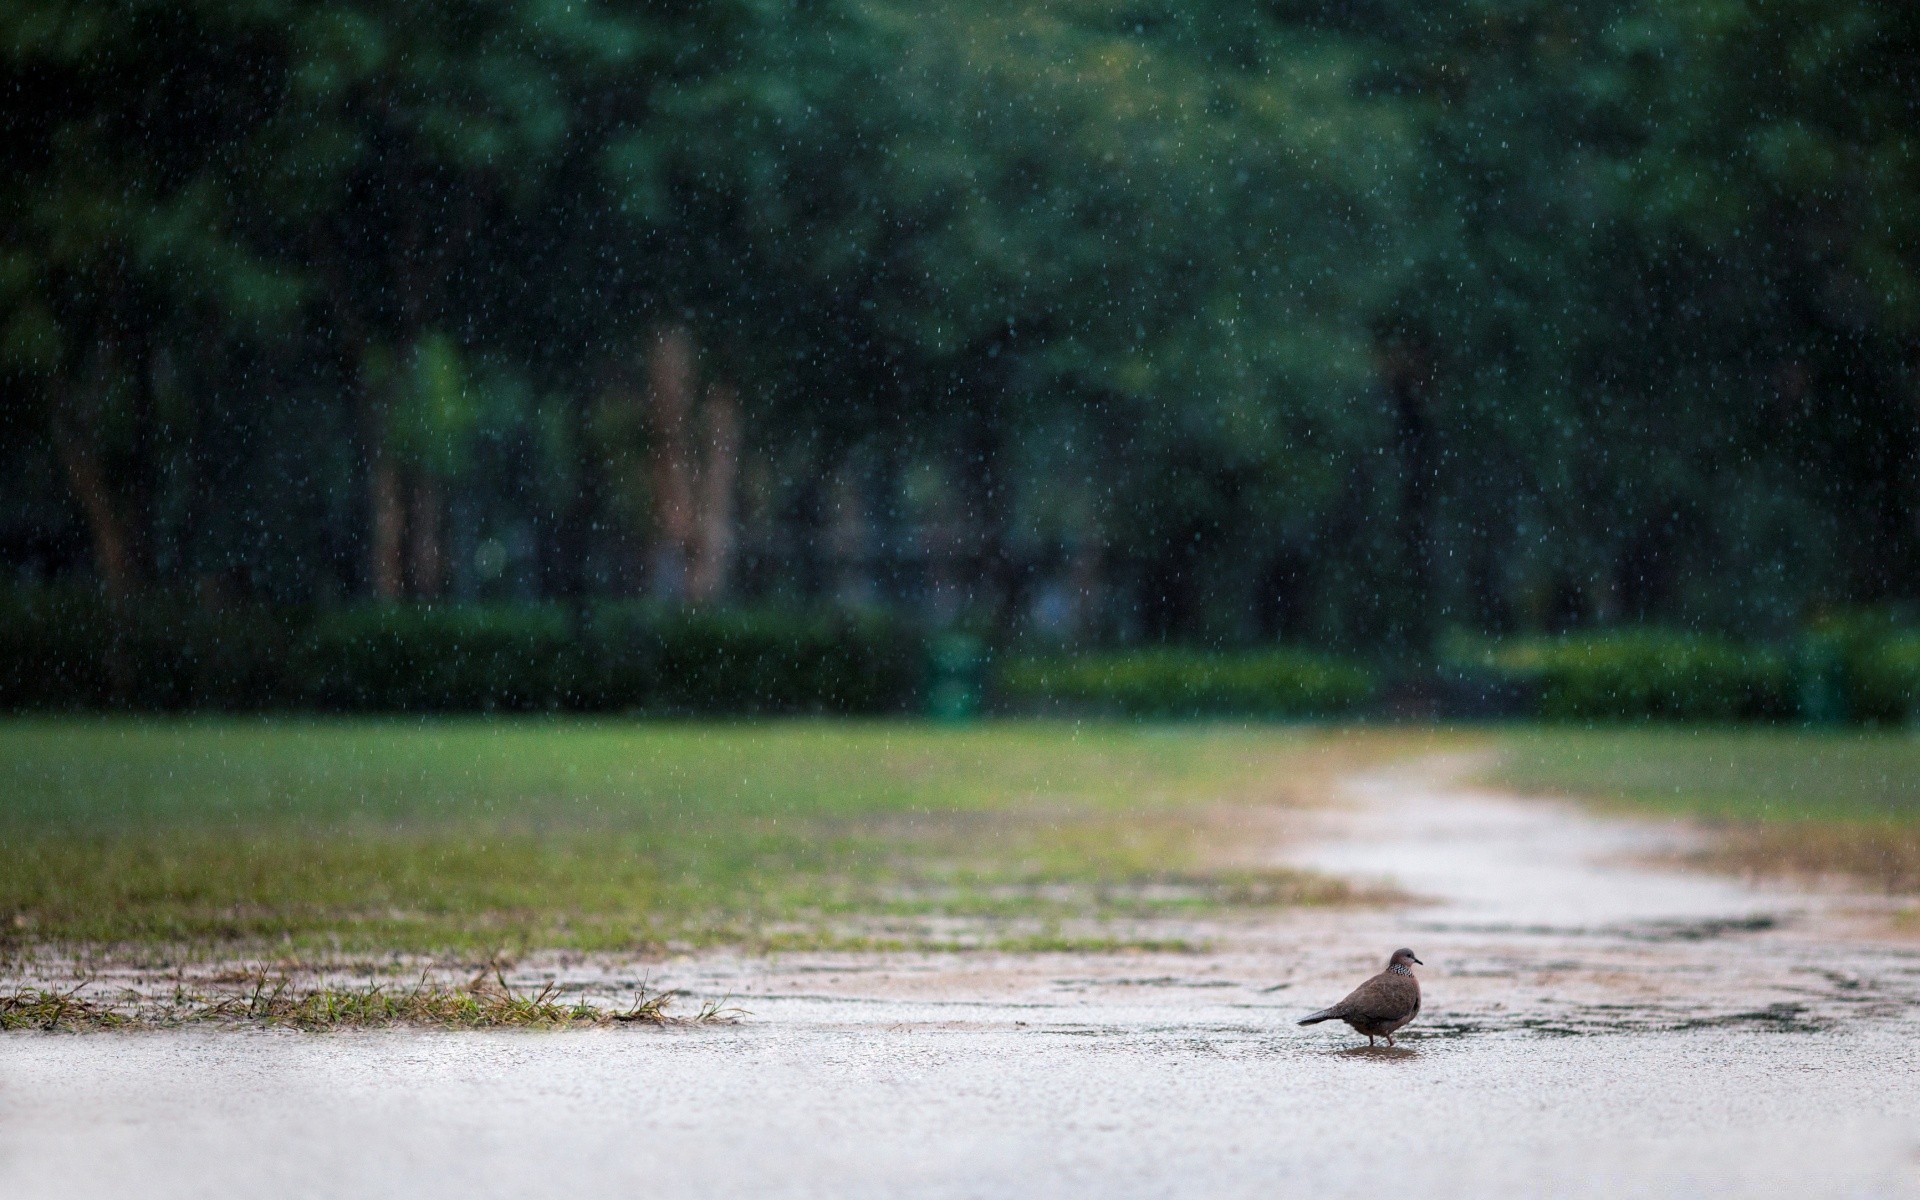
top-left (3, 0), bottom-right (1917, 720)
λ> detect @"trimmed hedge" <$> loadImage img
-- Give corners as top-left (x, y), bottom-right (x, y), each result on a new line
top-left (583, 605), bottom-right (922, 714)
top-left (293, 605), bottom-right (578, 711)
top-left (1851, 633), bottom-right (1920, 724)
top-left (8, 584), bottom-right (1917, 723)
top-left (0, 587), bottom-right (112, 708)
top-left (997, 647), bottom-right (1377, 717)
top-left (0, 589), bottom-right (921, 714)
top-left (0, 587), bottom-right (291, 710)
top-left (1462, 631), bottom-right (1795, 721)
top-left (1457, 623), bottom-right (1920, 724)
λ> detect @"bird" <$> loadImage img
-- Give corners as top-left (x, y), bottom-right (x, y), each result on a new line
top-left (1297, 948), bottom-right (1423, 1047)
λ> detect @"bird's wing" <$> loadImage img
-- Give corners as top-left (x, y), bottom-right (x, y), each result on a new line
top-left (1345, 973), bottom-right (1417, 1023)
top-left (1330, 978), bottom-right (1378, 1014)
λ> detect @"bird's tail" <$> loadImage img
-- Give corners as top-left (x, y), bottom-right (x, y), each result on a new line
top-left (1297, 1008), bottom-right (1338, 1026)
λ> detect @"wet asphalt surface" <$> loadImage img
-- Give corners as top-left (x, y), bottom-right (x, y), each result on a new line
top-left (4, 758), bottom-right (1918, 1198)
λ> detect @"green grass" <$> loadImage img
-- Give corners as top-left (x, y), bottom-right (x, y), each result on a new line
top-left (1489, 727), bottom-right (1920, 891)
top-left (1490, 728), bottom-right (1920, 822)
top-left (0, 718), bottom-right (1417, 955)
top-left (0, 970), bottom-right (732, 1031)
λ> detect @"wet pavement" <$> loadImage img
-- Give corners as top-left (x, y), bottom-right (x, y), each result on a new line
top-left (4, 758), bottom-right (1918, 1198)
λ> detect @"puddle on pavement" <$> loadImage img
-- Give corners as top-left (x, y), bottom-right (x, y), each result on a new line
top-left (1331, 1044), bottom-right (1419, 1059)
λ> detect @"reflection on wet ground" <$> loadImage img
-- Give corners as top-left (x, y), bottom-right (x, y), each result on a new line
top-left (3, 757), bottom-right (1917, 1198)
top-left (1332, 1044), bottom-right (1419, 1060)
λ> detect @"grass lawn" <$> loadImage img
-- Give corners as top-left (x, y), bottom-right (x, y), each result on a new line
top-left (1489, 727), bottom-right (1920, 892)
top-left (0, 719), bottom-right (1427, 957)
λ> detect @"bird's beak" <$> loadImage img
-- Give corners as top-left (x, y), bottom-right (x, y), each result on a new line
top-left (1412, 956), bottom-right (1423, 965)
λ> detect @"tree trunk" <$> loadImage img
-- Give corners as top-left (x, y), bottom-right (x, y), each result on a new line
top-left (50, 355), bottom-right (146, 705)
top-left (52, 408), bottom-right (141, 606)
top-left (957, 395), bottom-right (1011, 631)
top-left (1066, 534), bottom-right (1103, 644)
top-left (555, 381), bottom-right (609, 620)
top-left (369, 448), bottom-right (407, 601)
top-left (827, 456), bottom-right (874, 607)
top-left (1376, 324), bottom-right (1437, 655)
top-left (50, 333), bottom-right (150, 603)
top-left (332, 293), bottom-right (407, 603)
top-left (687, 381), bottom-right (740, 604)
top-left (409, 471), bottom-right (445, 599)
top-left (646, 325), bottom-right (698, 600)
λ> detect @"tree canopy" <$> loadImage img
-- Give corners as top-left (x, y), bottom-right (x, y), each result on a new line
top-left (2, 0), bottom-right (1915, 651)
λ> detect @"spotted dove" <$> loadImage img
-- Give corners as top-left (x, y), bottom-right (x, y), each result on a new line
top-left (1297, 947), bottom-right (1422, 1047)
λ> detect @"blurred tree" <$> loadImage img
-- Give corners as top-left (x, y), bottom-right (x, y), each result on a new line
top-left (1613, 0), bottom-right (1920, 606)
top-left (3, 0), bottom-right (1915, 653)
top-left (641, 0), bottom-right (1409, 633)
top-left (1324, 0), bottom-right (1919, 641)
top-left (264, 0), bottom-right (644, 599)
top-left (0, 0), bottom-right (304, 691)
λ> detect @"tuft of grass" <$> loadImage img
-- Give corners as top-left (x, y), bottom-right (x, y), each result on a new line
top-left (1489, 728), bottom-right (1920, 892)
top-left (0, 982), bottom-right (133, 1031)
top-left (0, 970), bottom-right (738, 1032)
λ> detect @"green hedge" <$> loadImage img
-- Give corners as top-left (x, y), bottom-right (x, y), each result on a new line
top-left (293, 605), bottom-right (579, 711)
top-left (0, 589), bottom-right (921, 714)
top-left (1446, 622), bottom-right (1920, 724)
top-left (0, 587), bottom-right (111, 707)
top-left (1849, 633), bottom-right (1920, 724)
top-left (10, 585), bottom-right (1918, 723)
top-left (997, 647), bottom-right (1376, 717)
top-left (1463, 630), bottom-right (1795, 721)
top-left (584, 605), bottom-right (922, 714)
top-left (0, 587), bottom-right (291, 710)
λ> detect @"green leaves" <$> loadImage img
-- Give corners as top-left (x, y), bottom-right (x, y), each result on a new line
top-left (3, 0), bottom-right (1915, 640)
top-left (389, 332), bottom-right (477, 476)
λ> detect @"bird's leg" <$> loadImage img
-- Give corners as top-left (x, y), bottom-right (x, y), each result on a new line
top-left (1385, 1033), bottom-right (1395, 1048)
top-left (1366, 1035), bottom-right (1375, 1047)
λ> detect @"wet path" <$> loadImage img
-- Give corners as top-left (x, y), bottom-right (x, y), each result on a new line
top-left (1288, 757), bottom-right (1920, 1037)
top-left (4, 759), bottom-right (1919, 1198)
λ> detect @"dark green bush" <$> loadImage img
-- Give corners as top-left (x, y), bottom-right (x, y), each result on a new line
top-left (1, 589), bottom-right (925, 715)
top-left (1469, 630), bottom-right (1794, 721)
top-left (14, 584), bottom-right (1903, 723)
top-left (0, 586), bottom-right (113, 708)
top-left (1788, 610), bottom-right (1920, 723)
top-left (586, 605), bottom-right (920, 714)
top-left (997, 646), bottom-right (1376, 717)
top-left (0, 587), bottom-right (290, 710)
top-left (143, 600), bottom-right (293, 710)
top-left (1851, 634), bottom-right (1920, 724)
top-left (291, 605), bottom-right (579, 711)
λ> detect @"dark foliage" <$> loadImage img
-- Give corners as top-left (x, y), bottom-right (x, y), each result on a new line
top-left (0, 587), bottom-right (290, 710)
top-left (1460, 631), bottom-right (1798, 722)
top-left (0, 590), bottom-right (923, 714)
top-left (294, 605), bottom-right (578, 711)
top-left (583, 605), bottom-right (923, 715)
top-left (3, 0), bottom-right (1915, 654)
top-left (998, 647), bottom-right (1377, 718)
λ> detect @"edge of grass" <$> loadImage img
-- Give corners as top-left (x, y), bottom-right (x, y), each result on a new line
top-left (1482, 729), bottom-right (1920, 894)
top-left (0, 968), bottom-right (744, 1032)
